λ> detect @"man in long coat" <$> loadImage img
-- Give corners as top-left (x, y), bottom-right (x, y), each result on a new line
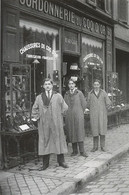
top-left (87, 79), bottom-right (111, 152)
top-left (64, 79), bottom-right (88, 157)
top-left (31, 78), bottom-right (68, 170)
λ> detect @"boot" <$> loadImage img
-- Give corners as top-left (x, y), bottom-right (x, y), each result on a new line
top-left (71, 143), bottom-right (78, 156)
top-left (91, 136), bottom-right (99, 152)
top-left (100, 135), bottom-right (106, 152)
top-left (39, 154), bottom-right (50, 171)
top-left (57, 154), bottom-right (69, 168)
top-left (78, 142), bottom-right (88, 157)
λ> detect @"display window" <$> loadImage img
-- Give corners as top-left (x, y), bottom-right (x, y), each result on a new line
top-left (82, 35), bottom-right (104, 96)
top-left (19, 19), bottom-right (61, 101)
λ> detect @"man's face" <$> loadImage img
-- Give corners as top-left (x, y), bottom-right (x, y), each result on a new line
top-left (43, 81), bottom-right (53, 91)
top-left (68, 81), bottom-right (76, 90)
top-left (93, 81), bottom-right (100, 90)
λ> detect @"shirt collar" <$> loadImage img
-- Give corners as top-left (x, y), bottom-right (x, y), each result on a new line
top-left (45, 89), bottom-right (52, 96)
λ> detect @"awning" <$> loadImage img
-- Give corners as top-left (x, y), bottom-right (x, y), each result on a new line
top-left (20, 19), bottom-right (58, 36)
top-left (82, 37), bottom-right (102, 48)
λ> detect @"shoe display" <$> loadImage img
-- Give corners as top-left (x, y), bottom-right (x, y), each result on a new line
top-left (80, 152), bottom-right (88, 157)
top-left (59, 162), bottom-right (69, 168)
top-left (91, 147), bottom-right (98, 152)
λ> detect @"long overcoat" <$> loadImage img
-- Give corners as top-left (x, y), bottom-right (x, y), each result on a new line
top-left (64, 89), bottom-right (86, 143)
top-left (31, 92), bottom-right (68, 155)
top-left (87, 89), bottom-right (111, 136)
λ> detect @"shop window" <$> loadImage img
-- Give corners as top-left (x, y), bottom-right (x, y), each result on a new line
top-left (3, 64), bottom-right (32, 131)
top-left (82, 35), bottom-right (104, 96)
top-left (118, 0), bottom-right (128, 24)
top-left (19, 19), bottom-right (61, 101)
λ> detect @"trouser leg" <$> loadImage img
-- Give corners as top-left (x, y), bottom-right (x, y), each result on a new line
top-left (78, 142), bottom-right (88, 157)
top-left (38, 154), bottom-right (50, 170)
top-left (57, 154), bottom-right (64, 164)
top-left (100, 135), bottom-right (106, 151)
top-left (71, 143), bottom-right (78, 155)
top-left (78, 142), bottom-right (84, 153)
top-left (57, 154), bottom-right (68, 168)
top-left (43, 154), bottom-right (50, 169)
top-left (91, 136), bottom-right (99, 152)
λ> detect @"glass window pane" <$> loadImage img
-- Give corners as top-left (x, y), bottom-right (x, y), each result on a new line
top-left (19, 19), bottom-right (61, 100)
top-left (82, 35), bottom-right (104, 96)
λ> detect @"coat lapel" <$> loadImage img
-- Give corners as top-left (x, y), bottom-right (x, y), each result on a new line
top-left (41, 91), bottom-right (57, 106)
top-left (92, 89), bottom-right (102, 99)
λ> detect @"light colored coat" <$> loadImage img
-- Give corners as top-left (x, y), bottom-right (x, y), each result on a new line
top-left (87, 89), bottom-right (111, 136)
top-left (31, 92), bottom-right (68, 155)
top-left (64, 89), bottom-right (87, 143)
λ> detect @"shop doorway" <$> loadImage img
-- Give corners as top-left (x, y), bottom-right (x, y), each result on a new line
top-left (31, 59), bottom-right (46, 103)
top-left (62, 54), bottom-right (80, 96)
top-left (116, 49), bottom-right (129, 103)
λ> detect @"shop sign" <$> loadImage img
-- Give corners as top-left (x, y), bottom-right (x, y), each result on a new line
top-left (19, 42), bottom-right (58, 60)
top-left (64, 31), bottom-right (79, 53)
top-left (83, 53), bottom-right (103, 64)
top-left (20, 42), bottom-right (56, 55)
top-left (19, 0), bottom-right (109, 37)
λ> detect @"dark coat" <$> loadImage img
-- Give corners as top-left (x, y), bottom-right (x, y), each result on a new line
top-left (64, 89), bottom-right (87, 143)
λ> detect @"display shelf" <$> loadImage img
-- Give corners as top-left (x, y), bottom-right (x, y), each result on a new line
top-left (0, 129), bottom-right (38, 169)
top-left (3, 64), bottom-right (32, 132)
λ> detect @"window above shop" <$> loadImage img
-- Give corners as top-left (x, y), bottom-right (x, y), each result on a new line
top-left (77, 0), bottom-right (112, 15)
top-left (118, 0), bottom-right (128, 25)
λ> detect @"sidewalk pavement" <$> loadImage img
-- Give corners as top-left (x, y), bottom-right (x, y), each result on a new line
top-left (1, 124), bottom-right (129, 195)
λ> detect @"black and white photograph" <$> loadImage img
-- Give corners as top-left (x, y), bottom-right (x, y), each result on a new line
top-left (0, 0), bottom-right (129, 194)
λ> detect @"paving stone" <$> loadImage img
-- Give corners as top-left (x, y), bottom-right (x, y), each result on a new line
top-left (1, 125), bottom-right (129, 195)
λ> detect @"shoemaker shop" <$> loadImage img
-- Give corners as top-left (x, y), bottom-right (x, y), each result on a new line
top-left (0, 0), bottom-right (129, 169)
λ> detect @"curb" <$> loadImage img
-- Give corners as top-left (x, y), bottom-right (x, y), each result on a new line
top-left (50, 143), bottom-right (129, 195)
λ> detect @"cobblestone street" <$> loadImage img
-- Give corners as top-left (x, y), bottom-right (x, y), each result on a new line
top-left (73, 153), bottom-right (129, 195)
top-left (1, 124), bottom-right (129, 194)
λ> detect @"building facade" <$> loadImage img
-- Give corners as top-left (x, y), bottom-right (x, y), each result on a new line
top-left (0, 0), bottom-right (115, 167)
top-left (113, 0), bottom-right (129, 103)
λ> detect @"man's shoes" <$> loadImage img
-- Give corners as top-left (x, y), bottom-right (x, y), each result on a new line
top-left (71, 152), bottom-right (78, 156)
top-left (38, 165), bottom-right (49, 171)
top-left (80, 152), bottom-right (88, 158)
top-left (59, 162), bottom-right (69, 168)
top-left (101, 147), bottom-right (106, 152)
top-left (91, 148), bottom-right (98, 152)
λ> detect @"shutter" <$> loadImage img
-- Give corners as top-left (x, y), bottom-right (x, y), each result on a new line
top-left (3, 7), bottom-right (19, 62)
top-left (118, 0), bottom-right (128, 23)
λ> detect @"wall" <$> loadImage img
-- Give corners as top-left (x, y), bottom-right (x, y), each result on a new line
top-left (0, 0), bottom-right (2, 168)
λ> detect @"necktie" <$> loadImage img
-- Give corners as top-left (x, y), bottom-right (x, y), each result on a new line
top-left (71, 89), bottom-right (73, 94)
top-left (48, 91), bottom-right (51, 100)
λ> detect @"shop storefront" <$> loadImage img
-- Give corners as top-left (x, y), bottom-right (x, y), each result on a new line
top-left (0, 0), bottom-right (114, 168)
